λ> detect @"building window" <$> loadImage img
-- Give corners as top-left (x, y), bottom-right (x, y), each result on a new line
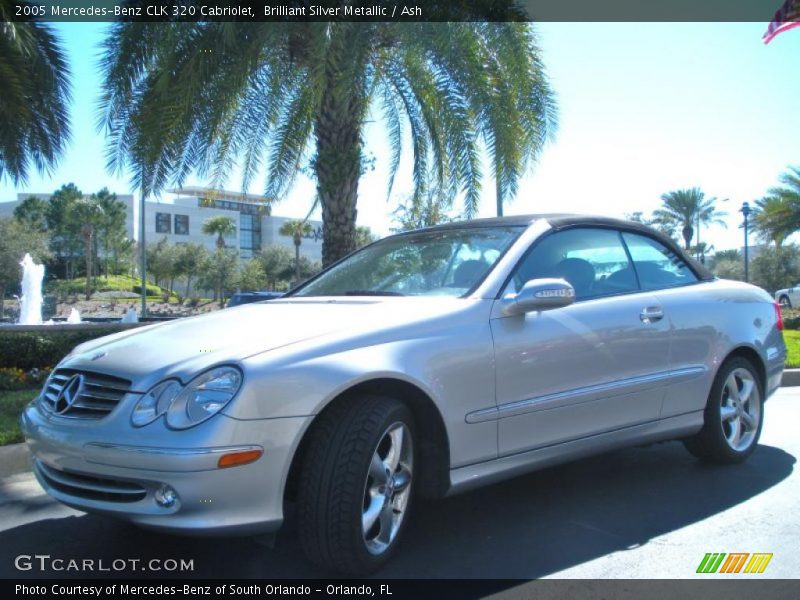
top-left (239, 213), bottom-right (261, 258)
top-left (174, 214), bottom-right (189, 235)
top-left (155, 212), bottom-right (171, 234)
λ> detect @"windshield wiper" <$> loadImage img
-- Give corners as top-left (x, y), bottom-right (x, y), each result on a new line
top-left (341, 290), bottom-right (405, 296)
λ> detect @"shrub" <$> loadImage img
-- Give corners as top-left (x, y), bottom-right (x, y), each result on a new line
top-left (0, 366), bottom-right (52, 391)
top-left (781, 308), bottom-right (800, 330)
top-left (51, 275), bottom-right (162, 298)
top-left (0, 327), bottom-right (138, 371)
top-left (750, 245), bottom-right (800, 295)
top-left (0, 367), bottom-right (27, 390)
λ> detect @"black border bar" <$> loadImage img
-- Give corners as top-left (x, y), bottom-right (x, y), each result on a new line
top-left (4, 0), bottom-right (792, 23)
top-left (5, 579), bottom-right (800, 600)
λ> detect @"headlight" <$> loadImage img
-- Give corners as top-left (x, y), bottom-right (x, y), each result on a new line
top-left (165, 366), bottom-right (242, 430)
top-left (131, 380), bottom-right (182, 427)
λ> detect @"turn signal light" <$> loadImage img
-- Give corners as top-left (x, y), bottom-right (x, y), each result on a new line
top-left (217, 449), bottom-right (263, 469)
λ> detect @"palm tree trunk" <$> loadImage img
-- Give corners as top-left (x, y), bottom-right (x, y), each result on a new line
top-left (314, 47), bottom-right (364, 267)
top-left (682, 224), bottom-right (693, 250)
top-left (496, 179), bottom-right (503, 217)
top-left (294, 242), bottom-right (300, 283)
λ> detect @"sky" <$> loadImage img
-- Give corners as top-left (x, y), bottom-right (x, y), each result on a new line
top-left (1, 21), bottom-right (799, 252)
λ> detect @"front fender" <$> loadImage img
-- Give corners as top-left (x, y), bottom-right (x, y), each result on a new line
top-left (226, 329), bottom-right (498, 468)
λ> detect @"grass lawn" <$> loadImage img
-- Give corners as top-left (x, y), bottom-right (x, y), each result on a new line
top-left (0, 388), bottom-right (37, 446)
top-left (783, 330), bottom-right (800, 369)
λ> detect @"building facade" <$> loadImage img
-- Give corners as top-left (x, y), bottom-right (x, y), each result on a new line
top-left (0, 187), bottom-right (323, 263)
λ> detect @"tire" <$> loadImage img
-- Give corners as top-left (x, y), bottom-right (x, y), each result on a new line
top-left (683, 357), bottom-right (764, 464)
top-left (779, 295), bottom-right (791, 309)
top-left (297, 394), bottom-right (416, 574)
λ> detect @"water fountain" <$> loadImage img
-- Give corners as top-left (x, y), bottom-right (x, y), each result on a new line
top-left (121, 308), bottom-right (139, 323)
top-left (9, 253), bottom-right (141, 329)
top-left (18, 254), bottom-right (45, 325)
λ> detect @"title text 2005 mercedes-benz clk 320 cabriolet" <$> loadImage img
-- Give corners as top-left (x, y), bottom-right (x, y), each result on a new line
top-left (22, 215), bottom-right (785, 574)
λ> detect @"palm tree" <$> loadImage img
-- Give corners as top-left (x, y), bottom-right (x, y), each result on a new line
top-left (99, 19), bottom-right (557, 266)
top-left (761, 165), bottom-right (800, 243)
top-left (0, 0), bottom-right (71, 183)
top-left (653, 188), bottom-right (727, 254)
top-left (752, 195), bottom-right (795, 247)
top-left (279, 219), bottom-right (313, 283)
top-left (202, 216), bottom-right (237, 249)
top-left (769, 165), bottom-right (800, 205)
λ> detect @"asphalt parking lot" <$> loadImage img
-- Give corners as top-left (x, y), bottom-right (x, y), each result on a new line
top-left (1, 388), bottom-right (797, 580)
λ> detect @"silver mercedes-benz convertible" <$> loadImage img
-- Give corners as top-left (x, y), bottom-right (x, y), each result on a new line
top-left (21, 215), bottom-right (786, 574)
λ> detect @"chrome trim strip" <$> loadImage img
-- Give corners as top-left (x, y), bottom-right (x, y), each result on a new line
top-left (83, 442), bottom-right (263, 457)
top-left (466, 366), bottom-right (707, 424)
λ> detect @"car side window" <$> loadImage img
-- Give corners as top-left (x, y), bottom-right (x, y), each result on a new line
top-left (506, 228), bottom-right (639, 301)
top-left (621, 232), bottom-right (698, 290)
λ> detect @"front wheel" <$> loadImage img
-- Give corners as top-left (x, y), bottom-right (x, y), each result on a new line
top-left (779, 295), bottom-right (791, 309)
top-left (683, 357), bottom-right (763, 463)
top-left (296, 395), bottom-right (415, 574)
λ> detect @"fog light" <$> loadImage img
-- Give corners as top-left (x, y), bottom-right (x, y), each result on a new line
top-left (154, 485), bottom-right (178, 507)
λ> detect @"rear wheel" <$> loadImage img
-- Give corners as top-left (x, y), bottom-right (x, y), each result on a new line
top-left (779, 295), bottom-right (791, 309)
top-left (683, 357), bottom-right (763, 463)
top-left (297, 395), bottom-right (415, 574)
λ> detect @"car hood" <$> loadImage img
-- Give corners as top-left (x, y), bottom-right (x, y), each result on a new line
top-left (62, 297), bottom-right (471, 389)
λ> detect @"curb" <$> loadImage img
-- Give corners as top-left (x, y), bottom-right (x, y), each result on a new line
top-left (0, 443), bottom-right (31, 479)
top-left (781, 368), bottom-right (800, 387)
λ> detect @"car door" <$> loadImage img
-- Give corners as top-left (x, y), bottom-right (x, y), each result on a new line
top-left (619, 231), bottom-right (715, 418)
top-left (489, 227), bottom-right (671, 456)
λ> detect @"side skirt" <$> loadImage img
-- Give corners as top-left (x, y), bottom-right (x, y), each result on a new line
top-left (446, 411), bottom-right (703, 496)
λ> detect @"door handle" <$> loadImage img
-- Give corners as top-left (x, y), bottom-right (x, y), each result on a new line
top-left (640, 307), bottom-right (664, 324)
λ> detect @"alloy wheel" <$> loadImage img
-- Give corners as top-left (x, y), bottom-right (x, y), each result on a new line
top-left (720, 367), bottom-right (761, 452)
top-left (361, 422), bottom-right (413, 555)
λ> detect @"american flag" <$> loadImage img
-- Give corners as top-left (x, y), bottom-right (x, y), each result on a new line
top-left (763, 0), bottom-right (800, 44)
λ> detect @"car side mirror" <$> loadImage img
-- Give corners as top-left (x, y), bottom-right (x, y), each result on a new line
top-left (503, 278), bottom-right (576, 316)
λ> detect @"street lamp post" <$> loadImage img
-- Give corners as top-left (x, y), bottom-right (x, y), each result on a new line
top-left (741, 201), bottom-right (751, 282)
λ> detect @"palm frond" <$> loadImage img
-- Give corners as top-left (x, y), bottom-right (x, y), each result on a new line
top-left (0, 2), bottom-right (71, 183)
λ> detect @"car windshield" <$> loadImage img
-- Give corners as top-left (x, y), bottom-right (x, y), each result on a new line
top-left (292, 226), bottom-right (524, 298)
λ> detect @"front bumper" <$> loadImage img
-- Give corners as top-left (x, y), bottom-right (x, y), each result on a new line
top-left (21, 401), bottom-right (312, 536)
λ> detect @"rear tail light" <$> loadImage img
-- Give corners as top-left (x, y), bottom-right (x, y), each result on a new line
top-left (774, 301), bottom-right (784, 331)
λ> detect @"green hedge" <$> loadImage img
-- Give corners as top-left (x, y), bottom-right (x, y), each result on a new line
top-left (0, 328), bottom-right (131, 371)
top-left (49, 275), bottom-right (162, 298)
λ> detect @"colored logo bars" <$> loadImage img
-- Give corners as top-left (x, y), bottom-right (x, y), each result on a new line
top-left (697, 553), bottom-right (773, 574)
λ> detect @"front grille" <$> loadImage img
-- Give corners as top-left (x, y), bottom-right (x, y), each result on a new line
top-left (39, 368), bottom-right (131, 419)
top-left (35, 460), bottom-right (147, 503)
